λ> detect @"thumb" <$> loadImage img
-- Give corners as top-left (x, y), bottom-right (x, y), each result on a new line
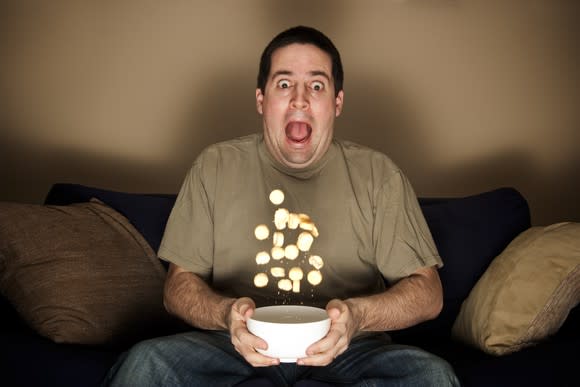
top-left (237, 298), bottom-right (255, 319)
top-left (326, 299), bottom-right (344, 321)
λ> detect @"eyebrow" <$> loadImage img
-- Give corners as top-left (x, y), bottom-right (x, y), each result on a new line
top-left (270, 70), bottom-right (331, 82)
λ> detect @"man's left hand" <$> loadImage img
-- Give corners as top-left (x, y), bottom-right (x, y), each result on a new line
top-left (297, 299), bottom-right (359, 366)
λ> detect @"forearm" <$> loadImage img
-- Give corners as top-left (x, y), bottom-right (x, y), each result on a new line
top-left (346, 266), bottom-right (443, 332)
top-left (163, 264), bottom-right (236, 330)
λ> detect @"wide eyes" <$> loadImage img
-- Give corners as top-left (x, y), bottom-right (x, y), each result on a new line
top-left (276, 79), bottom-right (325, 92)
top-left (311, 81), bottom-right (324, 91)
top-left (277, 80), bottom-right (291, 89)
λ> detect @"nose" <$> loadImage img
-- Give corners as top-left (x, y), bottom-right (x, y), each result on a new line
top-left (290, 85), bottom-right (309, 110)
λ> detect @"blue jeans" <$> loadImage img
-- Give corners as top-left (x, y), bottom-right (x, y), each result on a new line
top-left (103, 330), bottom-right (460, 387)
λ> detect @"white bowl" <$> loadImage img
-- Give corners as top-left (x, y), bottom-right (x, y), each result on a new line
top-left (247, 305), bottom-right (330, 363)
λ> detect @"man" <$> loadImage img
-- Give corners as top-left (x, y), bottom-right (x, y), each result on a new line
top-left (105, 26), bottom-right (459, 386)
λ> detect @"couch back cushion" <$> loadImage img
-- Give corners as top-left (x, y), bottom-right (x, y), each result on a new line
top-left (45, 183), bottom-right (177, 254)
top-left (394, 187), bottom-right (531, 342)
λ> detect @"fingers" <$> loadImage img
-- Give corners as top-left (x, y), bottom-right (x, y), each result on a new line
top-left (298, 330), bottom-right (348, 366)
top-left (228, 298), bottom-right (279, 367)
top-left (231, 328), bottom-right (279, 367)
top-left (298, 299), bottom-right (354, 366)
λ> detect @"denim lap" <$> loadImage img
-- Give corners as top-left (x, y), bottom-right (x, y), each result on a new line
top-left (103, 331), bottom-right (459, 387)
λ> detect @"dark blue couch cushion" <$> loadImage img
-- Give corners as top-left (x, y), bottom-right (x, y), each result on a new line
top-left (44, 184), bottom-right (177, 254)
top-left (393, 187), bottom-right (531, 341)
top-left (1, 330), bottom-right (118, 387)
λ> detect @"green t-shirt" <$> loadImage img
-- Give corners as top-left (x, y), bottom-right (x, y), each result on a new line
top-left (158, 134), bottom-right (441, 308)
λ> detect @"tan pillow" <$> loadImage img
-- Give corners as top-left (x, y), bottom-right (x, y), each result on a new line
top-left (451, 222), bottom-right (580, 355)
top-left (0, 199), bottom-right (183, 347)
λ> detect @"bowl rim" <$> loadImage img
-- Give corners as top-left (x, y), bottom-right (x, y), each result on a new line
top-left (248, 305), bottom-right (330, 325)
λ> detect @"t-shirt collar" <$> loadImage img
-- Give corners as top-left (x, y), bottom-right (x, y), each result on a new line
top-left (258, 133), bottom-right (337, 179)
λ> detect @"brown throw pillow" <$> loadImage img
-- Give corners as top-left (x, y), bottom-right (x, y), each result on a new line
top-left (451, 222), bottom-right (580, 355)
top-left (0, 199), bottom-right (183, 347)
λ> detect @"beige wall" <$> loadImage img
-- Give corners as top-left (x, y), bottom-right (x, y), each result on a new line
top-left (1, 0), bottom-right (579, 225)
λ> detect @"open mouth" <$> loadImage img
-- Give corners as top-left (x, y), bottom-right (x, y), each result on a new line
top-left (285, 122), bottom-right (312, 144)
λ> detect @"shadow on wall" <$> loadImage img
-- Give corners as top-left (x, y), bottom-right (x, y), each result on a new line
top-left (0, 61), bottom-right (265, 204)
top-left (335, 75), bottom-right (580, 226)
top-left (175, 70), bottom-right (261, 160)
top-left (0, 132), bottom-right (184, 204)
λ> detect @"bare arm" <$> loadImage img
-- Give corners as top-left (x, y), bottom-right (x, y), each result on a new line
top-left (347, 265), bottom-right (443, 332)
top-left (163, 263), bottom-right (235, 330)
top-left (299, 265), bottom-right (443, 366)
top-left (163, 263), bottom-right (280, 367)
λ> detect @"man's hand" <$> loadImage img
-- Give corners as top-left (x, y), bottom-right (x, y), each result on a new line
top-left (297, 299), bottom-right (359, 366)
top-left (228, 297), bottom-right (280, 367)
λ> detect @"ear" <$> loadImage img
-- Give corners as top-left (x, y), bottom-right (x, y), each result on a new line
top-left (334, 90), bottom-right (344, 117)
top-left (256, 88), bottom-right (264, 115)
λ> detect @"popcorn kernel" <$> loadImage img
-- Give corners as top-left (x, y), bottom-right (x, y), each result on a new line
top-left (278, 279), bottom-right (292, 291)
top-left (269, 189), bottom-right (285, 205)
top-left (254, 224), bottom-right (269, 240)
top-left (255, 251), bottom-right (270, 265)
top-left (307, 270), bottom-right (322, 286)
top-left (254, 273), bottom-right (269, 287)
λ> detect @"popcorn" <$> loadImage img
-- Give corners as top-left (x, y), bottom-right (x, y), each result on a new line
top-left (274, 208), bottom-right (289, 230)
top-left (270, 267), bottom-right (285, 277)
top-left (278, 279), bottom-right (292, 291)
top-left (292, 280), bottom-right (300, 293)
top-left (272, 231), bottom-right (284, 247)
top-left (289, 267), bottom-right (304, 281)
top-left (307, 270), bottom-right (322, 286)
top-left (284, 244), bottom-right (299, 260)
top-left (299, 220), bottom-right (318, 237)
top-left (255, 251), bottom-right (270, 265)
top-left (254, 273), bottom-right (269, 287)
top-left (269, 189), bottom-right (285, 205)
top-left (297, 232), bottom-right (314, 252)
top-left (287, 213), bottom-right (300, 229)
top-left (254, 224), bottom-right (269, 240)
top-left (308, 255), bottom-right (324, 270)
top-left (271, 246), bottom-right (285, 260)
top-left (253, 189), bottom-right (324, 292)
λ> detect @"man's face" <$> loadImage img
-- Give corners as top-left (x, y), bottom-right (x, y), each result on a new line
top-left (256, 43), bottom-right (344, 169)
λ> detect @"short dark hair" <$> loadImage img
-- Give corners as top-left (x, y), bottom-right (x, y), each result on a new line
top-left (257, 26), bottom-right (343, 97)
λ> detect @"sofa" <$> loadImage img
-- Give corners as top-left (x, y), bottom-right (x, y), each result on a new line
top-left (0, 183), bottom-right (578, 387)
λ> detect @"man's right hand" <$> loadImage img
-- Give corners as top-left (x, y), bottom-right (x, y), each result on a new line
top-left (228, 297), bottom-right (280, 367)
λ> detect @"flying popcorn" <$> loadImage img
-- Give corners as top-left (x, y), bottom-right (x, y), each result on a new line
top-left (255, 251), bottom-right (270, 265)
top-left (252, 189), bottom-right (324, 294)
top-left (254, 273), bottom-right (269, 288)
top-left (272, 231), bottom-right (284, 247)
top-left (254, 224), bottom-right (269, 240)
top-left (284, 244), bottom-right (299, 260)
top-left (274, 208), bottom-right (289, 230)
top-left (308, 255), bottom-right (324, 270)
top-left (307, 270), bottom-right (322, 286)
top-left (287, 213), bottom-right (300, 229)
top-left (271, 246), bottom-right (285, 260)
top-left (297, 232), bottom-right (314, 252)
top-left (269, 189), bottom-right (285, 205)
top-left (270, 267), bottom-right (285, 277)
top-left (289, 267), bottom-right (304, 293)
top-left (278, 279), bottom-right (293, 291)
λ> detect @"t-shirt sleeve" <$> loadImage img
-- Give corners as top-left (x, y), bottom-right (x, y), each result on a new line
top-left (374, 171), bottom-right (442, 284)
top-left (157, 158), bottom-right (214, 279)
